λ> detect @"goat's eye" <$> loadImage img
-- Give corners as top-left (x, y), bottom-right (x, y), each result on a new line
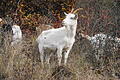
top-left (70, 17), bottom-right (74, 19)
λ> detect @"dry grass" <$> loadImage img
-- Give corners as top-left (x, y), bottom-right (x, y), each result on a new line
top-left (0, 30), bottom-right (120, 80)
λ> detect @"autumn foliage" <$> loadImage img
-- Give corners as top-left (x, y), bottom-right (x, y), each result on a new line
top-left (0, 0), bottom-right (119, 37)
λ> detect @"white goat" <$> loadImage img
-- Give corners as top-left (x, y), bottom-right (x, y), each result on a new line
top-left (80, 33), bottom-right (120, 48)
top-left (36, 8), bottom-right (83, 66)
top-left (80, 33), bottom-right (120, 60)
top-left (11, 25), bottom-right (22, 45)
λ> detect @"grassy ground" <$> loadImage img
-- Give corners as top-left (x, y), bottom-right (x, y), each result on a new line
top-left (0, 33), bottom-right (119, 80)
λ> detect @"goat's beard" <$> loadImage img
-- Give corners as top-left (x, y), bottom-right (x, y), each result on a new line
top-left (61, 23), bottom-right (66, 27)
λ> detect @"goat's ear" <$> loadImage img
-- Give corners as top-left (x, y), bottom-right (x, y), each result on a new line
top-left (75, 13), bottom-right (78, 19)
top-left (64, 12), bottom-right (68, 16)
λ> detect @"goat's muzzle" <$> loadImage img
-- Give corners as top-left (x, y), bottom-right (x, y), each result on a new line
top-left (61, 21), bottom-right (65, 26)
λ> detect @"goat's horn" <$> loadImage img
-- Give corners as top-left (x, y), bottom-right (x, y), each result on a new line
top-left (73, 8), bottom-right (83, 13)
top-left (70, 8), bottom-right (74, 13)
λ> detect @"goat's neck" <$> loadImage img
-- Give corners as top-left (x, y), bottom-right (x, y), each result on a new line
top-left (66, 25), bottom-right (77, 38)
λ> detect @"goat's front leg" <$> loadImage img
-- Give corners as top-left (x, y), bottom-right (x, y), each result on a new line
top-left (57, 48), bottom-right (63, 66)
top-left (46, 52), bottom-right (53, 65)
top-left (64, 44), bottom-right (73, 65)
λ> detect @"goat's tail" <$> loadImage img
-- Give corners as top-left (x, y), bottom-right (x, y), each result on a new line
top-left (36, 32), bottom-right (44, 43)
top-left (36, 35), bottom-right (41, 43)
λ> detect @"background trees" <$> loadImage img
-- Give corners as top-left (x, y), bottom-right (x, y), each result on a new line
top-left (0, 0), bottom-right (119, 36)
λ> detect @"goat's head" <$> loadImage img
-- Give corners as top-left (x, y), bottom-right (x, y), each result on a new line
top-left (12, 25), bottom-right (21, 34)
top-left (12, 25), bottom-right (20, 30)
top-left (62, 8), bottom-right (83, 26)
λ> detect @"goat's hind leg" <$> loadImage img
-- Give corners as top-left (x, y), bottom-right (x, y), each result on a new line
top-left (38, 44), bottom-right (44, 66)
